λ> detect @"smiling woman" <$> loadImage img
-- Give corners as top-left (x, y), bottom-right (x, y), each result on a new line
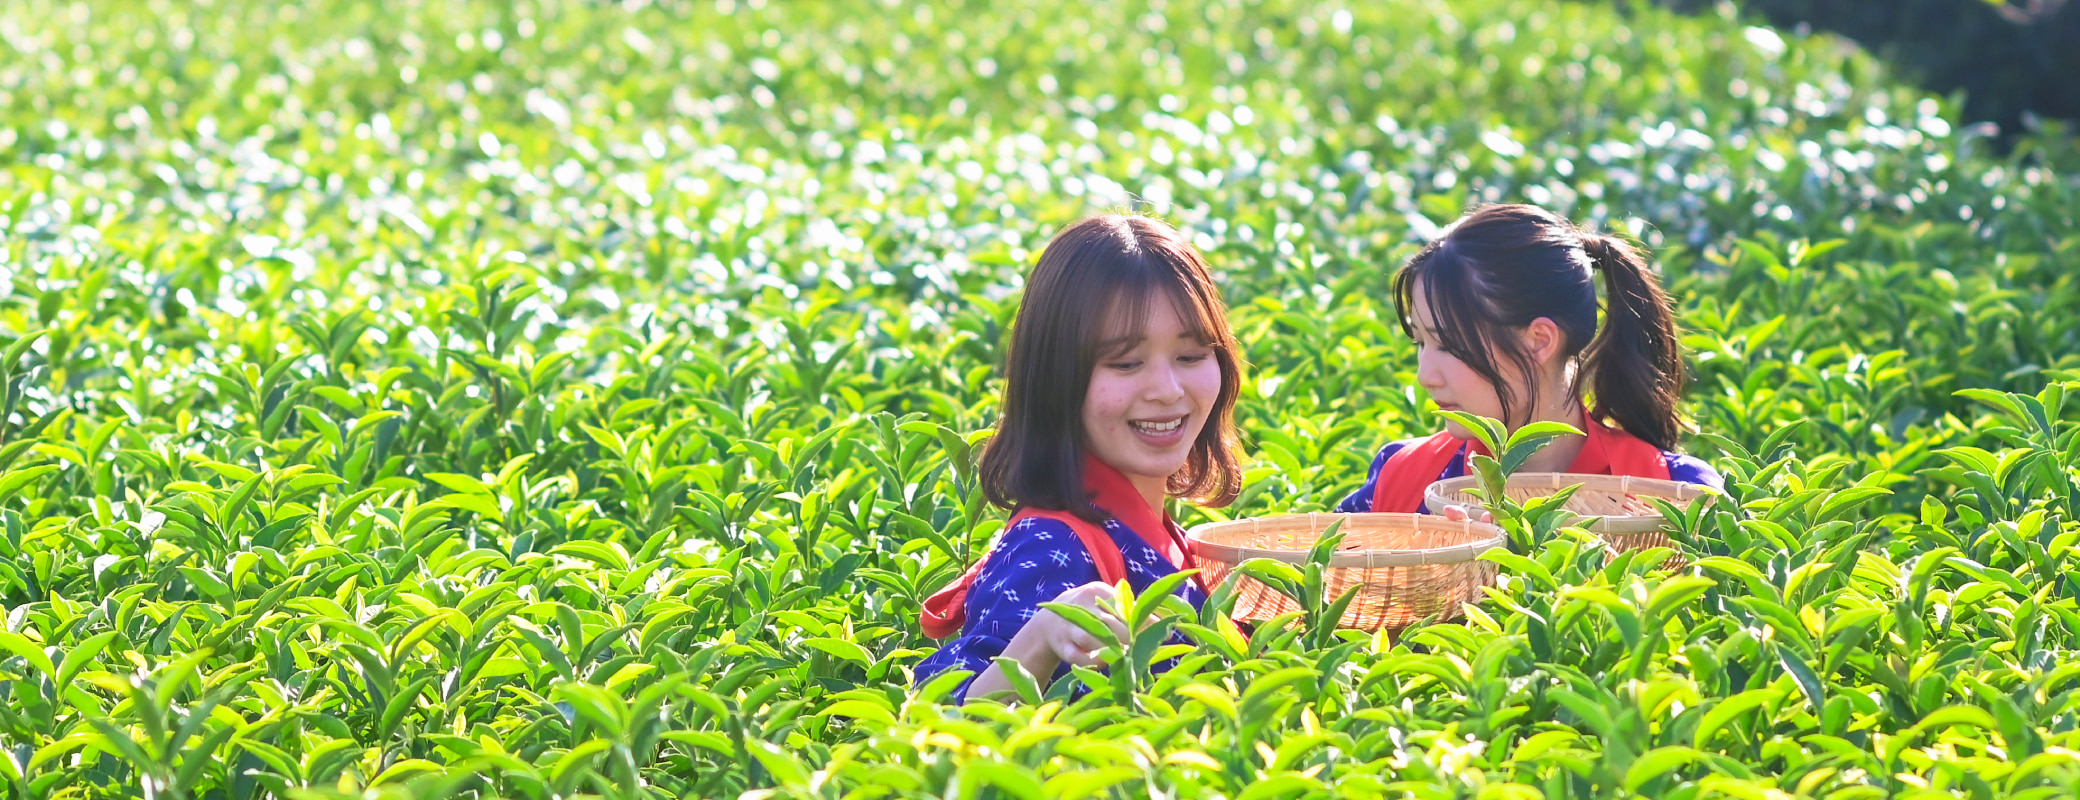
top-left (1082, 297), bottom-right (1225, 513)
top-left (982, 215), bottom-right (1245, 518)
top-left (915, 214), bottom-right (1244, 703)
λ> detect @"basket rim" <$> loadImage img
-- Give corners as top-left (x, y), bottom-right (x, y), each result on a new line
top-left (1423, 472), bottom-right (1719, 534)
top-left (1186, 512), bottom-right (1506, 568)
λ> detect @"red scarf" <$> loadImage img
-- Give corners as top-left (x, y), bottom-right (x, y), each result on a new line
top-left (919, 453), bottom-right (1201, 639)
top-left (1371, 410), bottom-right (1670, 513)
top-left (1077, 453), bottom-right (1198, 574)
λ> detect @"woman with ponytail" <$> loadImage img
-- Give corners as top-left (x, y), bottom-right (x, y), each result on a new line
top-left (1338, 204), bottom-right (1720, 515)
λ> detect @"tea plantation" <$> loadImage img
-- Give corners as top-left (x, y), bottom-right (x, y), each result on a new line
top-left (2, 0), bottom-right (2078, 797)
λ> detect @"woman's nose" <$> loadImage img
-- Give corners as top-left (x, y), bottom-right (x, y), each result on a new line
top-left (1415, 350), bottom-right (1450, 392)
top-left (1144, 360), bottom-right (1186, 402)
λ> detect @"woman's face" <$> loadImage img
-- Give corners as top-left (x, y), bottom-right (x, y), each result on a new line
top-left (1081, 295), bottom-right (1224, 505)
top-left (1410, 279), bottom-right (1517, 440)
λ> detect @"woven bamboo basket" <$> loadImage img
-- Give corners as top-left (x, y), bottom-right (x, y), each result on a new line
top-left (1186, 513), bottom-right (1505, 632)
top-left (1423, 473), bottom-right (1714, 566)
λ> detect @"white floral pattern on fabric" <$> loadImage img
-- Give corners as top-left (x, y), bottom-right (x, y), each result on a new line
top-left (914, 515), bottom-right (1209, 703)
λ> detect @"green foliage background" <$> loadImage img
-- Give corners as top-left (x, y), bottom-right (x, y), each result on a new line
top-left (0, 0), bottom-right (2077, 797)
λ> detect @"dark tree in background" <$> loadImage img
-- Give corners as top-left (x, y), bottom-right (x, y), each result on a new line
top-left (1661, 0), bottom-right (2075, 137)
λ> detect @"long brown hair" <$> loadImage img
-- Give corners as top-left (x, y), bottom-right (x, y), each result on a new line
top-left (978, 215), bottom-right (1244, 521)
top-left (1391, 204), bottom-right (1686, 450)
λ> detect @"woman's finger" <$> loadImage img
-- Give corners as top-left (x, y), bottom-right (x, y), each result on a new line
top-left (1059, 632), bottom-right (1104, 667)
top-left (1441, 504), bottom-right (1468, 521)
top-left (1090, 608), bottom-right (1131, 641)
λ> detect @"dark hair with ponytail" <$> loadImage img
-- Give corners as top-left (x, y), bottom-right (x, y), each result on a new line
top-left (1390, 204), bottom-right (1686, 450)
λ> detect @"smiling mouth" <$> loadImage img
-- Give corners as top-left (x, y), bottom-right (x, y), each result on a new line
top-left (1130, 417), bottom-right (1185, 434)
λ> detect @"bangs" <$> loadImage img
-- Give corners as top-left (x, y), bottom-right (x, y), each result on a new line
top-left (1088, 265), bottom-right (1231, 361)
top-left (1394, 241), bottom-right (1494, 358)
top-left (1417, 246), bottom-right (1497, 362)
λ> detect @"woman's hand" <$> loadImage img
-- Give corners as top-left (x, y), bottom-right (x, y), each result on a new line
top-left (1440, 503), bottom-right (1495, 524)
top-left (963, 581), bottom-right (1130, 702)
top-left (1021, 582), bottom-right (1132, 668)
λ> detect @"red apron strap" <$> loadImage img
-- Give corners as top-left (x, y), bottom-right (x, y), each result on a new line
top-left (918, 509), bottom-right (1134, 640)
top-left (1369, 432), bottom-right (1467, 514)
top-left (919, 557), bottom-right (989, 640)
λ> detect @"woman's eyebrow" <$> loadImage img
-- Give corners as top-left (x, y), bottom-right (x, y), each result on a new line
top-left (1095, 334), bottom-right (1141, 353)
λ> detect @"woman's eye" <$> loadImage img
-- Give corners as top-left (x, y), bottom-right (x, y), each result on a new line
top-left (1108, 361), bottom-right (1142, 371)
top-left (1179, 352), bottom-right (1210, 363)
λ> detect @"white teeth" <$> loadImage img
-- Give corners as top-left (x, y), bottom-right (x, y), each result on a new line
top-left (1132, 418), bottom-right (1184, 433)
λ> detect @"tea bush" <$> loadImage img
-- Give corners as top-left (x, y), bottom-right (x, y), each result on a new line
top-left (1, 0), bottom-right (2077, 798)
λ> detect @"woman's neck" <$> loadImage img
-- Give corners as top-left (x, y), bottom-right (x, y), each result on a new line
top-left (1128, 477), bottom-right (1168, 522)
top-left (1513, 399), bottom-right (1588, 473)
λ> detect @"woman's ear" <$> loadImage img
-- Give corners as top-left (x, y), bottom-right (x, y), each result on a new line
top-left (1523, 317), bottom-right (1566, 366)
